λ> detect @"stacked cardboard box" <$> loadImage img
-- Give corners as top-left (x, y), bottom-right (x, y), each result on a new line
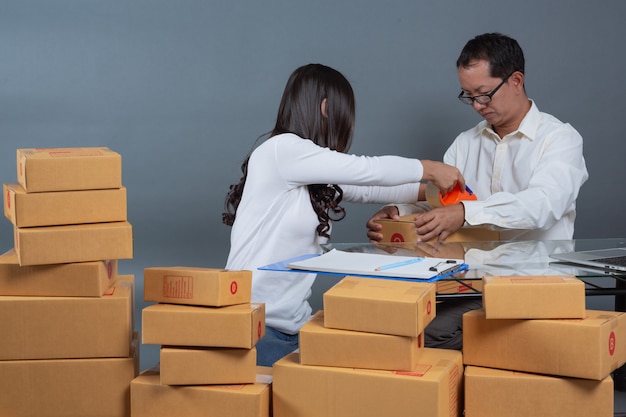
top-left (273, 276), bottom-right (464, 417)
top-left (0, 147), bottom-right (138, 417)
top-left (462, 274), bottom-right (626, 417)
top-left (133, 266), bottom-right (272, 417)
top-left (7, 148), bottom-right (133, 266)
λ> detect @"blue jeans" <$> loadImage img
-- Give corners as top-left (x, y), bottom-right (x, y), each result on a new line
top-left (256, 326), bottom-right (299, 367)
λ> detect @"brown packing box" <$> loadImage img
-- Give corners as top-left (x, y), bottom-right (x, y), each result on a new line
top-left (4, 182), bottom-right (127, 227)
top-left (0, 333), bottom-right (139, 417)
top-left (273, 348), bottom-right (463, 417)
top-left (14, 220), bottom-right (133, 266)
top-left (464, 366), bottom-right (613, 417)
top-left (16, 147), bottom-right (122, 192)
top-left (142, 302), bottom-right (265, 349)
top-left (144, 266), bottom-right (252, 307)
top-left (160, 346), bottom-right (257, 385)
top-left (463, 308), bottom-right (626, 380)
top-left (482, 274), bottom-right (586, 319)
top-left (0, 276), bottom-right (134, 360)
top-left (323, 276), bottom-right (436, 337)
top-left (299, 310), bottom-right (424, 371)
top-left (0, 249), bottom-right (117, 297)
top-left (436, 278), bottom-right (483, 295)
top-left (131, 368), bottom-right (272, 417)
top-left (377, 214), bottom-right (500, 243)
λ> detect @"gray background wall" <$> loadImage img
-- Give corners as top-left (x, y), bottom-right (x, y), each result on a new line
top-left (1, 0), bottom-right (625, 370)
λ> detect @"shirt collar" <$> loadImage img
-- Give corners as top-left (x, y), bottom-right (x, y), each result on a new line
top-left (480, 99), bottom-right (539, 141)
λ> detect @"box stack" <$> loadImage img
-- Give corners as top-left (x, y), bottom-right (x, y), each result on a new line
top-left (8, 148), bottom-right (133, 266)
top-left (132, 266), bottom-right (272, 417)
top-left (272, 276), bottom-right (464, 417)
top-left (463, 274), bottom-right (626, 417)
top-left (0, 147), bottom-right (138, 417)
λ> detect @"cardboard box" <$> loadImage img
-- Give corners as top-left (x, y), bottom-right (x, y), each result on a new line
top-left (273, 348), bottom-right (463, 417)
top-left (160, 346), bottom-right (257, 385)
top-left (4, 182), bottom-right (127, 227)
top-left (0, 278), bottom-right (134, 360)
top-left (0, 249), bottom-right (117, 297)
top-left (131, 368), bottom-right (272, 417)
top-left (436, 278), bottom-right (483, 295)
top-left (464, 366), bottom-right (613, 417)
top-left (0, 333), bottom-right (138, 417)
top-left (377, 214), bottom-right (500, 243)
top-left (482, 274), bottom-right (586, 319)
top-left (142, 302), bottom-right (265, 349)
top-left (299, 310), bottom-right (424, 371)
top-left (463, 308), bottom-right (626, 380)
top-left (14, 220), bottom-right (133, 266)
top-left (16, 147), bottom-right (122, 192)
top-left (323, 276), bottom-right (436, 337)
top-left (144, 266), bottom-right (252, 307)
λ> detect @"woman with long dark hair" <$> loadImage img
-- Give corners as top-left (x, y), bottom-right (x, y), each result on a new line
top-left (223, 63), bottom-right (464, 366)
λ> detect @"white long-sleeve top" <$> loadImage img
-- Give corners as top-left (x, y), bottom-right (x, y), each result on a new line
top-left (397, 100), bottom-right (589, 241)
top-left (225, 133), bottom-right (424, 334)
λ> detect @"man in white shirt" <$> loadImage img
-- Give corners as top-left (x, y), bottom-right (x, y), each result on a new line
top-left (366, 33), bottom-right (589, 350)
top-left (368, 32), bottom-right (588, 244)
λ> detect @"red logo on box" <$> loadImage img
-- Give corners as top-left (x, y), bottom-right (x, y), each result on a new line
top-left (106, 260), bottom-right (113, 280)
top-left (426, 300), bottom-right (432, 315)
top-left (230, 281), bottom-right (238, 295)
top-left (258, 321), bottom-right (263, 338)
top-left (609, 331), bottom-right (616, 356)
top-left (390, 233), bottom-right (405, 242)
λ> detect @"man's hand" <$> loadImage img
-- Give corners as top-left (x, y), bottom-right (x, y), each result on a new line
top-left (413, 204), bottom-right (465, 242)
top-left (366, 206), bottom-right (400, 242)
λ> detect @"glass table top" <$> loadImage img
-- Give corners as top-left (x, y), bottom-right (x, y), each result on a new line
top-left (322, 239), bottom-right (626, 298)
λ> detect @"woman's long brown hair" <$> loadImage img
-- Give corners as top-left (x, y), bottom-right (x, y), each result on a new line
top-left (222, 64), bottom-right (355, 238)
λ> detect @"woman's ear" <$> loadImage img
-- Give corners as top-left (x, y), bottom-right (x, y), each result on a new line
top-left (321, 98), bottom-right (328, 118)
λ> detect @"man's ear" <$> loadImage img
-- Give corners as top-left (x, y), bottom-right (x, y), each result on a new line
top-left (511, 71), bottom-right (525, 92)
top-left (321, 98), bottom-right (328, 117)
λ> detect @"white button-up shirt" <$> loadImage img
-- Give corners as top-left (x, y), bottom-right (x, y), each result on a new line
top-left (399, 100), bottom-right (589, 240)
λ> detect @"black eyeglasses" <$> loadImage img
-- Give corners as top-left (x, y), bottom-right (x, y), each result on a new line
top-left (458, 72), bottom-right (515, 105)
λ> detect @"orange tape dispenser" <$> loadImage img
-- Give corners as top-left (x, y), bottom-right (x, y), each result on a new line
top-left (425, 182), bottom-right (477, 208)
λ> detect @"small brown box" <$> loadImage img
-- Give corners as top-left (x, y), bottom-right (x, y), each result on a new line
top-left (463, 308), bottom-right (626, 380)
top-left (377, 214), bottom-right (500, 244)
top-left (323, 276), bottom-right (436, 337)
top-left (142, 302), bottom-right (265, 349)
top-left (4, 182), bottom-right (127, 227)
top-left (0, 277), bottom-right (134, 360)
top-left (482, 274), bottom-right (586, 319)
top-left (0, 336), bottom-right (138, 417)
top-left (131, 368), bottom-right (272, 417)
top-left (273, 348), bottom-right (463, 417)
top-left (160, 346), bottom-right (257, 385)
top-left (144, 266), bottom-right (251, 307)
top-left (299, 310), bottom-right (424, 371)
top-left (17, 147), bottom-right (122, 192)
top-left (14, 221), bottom-right (133, 266)
top-left (464, 366), bottom-right (613, 417)
top-left (0, 249), bottom-right (116, 297)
